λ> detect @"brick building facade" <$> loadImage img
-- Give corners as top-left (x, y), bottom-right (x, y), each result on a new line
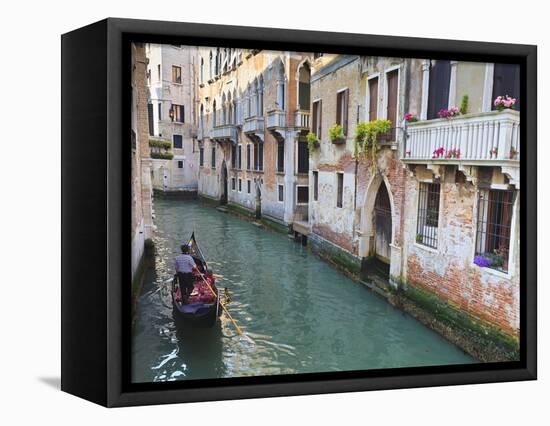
top-left (196, 48), bottom-right (313, 228)
top-left (307, 54), bottom-right (520, 358)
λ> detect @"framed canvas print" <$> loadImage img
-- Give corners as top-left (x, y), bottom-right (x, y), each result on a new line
top-left (61, 18), bottom-right (537, 407)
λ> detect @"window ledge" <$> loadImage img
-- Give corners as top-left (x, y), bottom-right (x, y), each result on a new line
top-left (471, 263), bottom-right (512, 279)
top-left (413, 242), bottom-right (439, 254)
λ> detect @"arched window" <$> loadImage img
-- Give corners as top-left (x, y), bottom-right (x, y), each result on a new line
top-left (200, 57), bottom-right (204, 84)
top-left (277, 61), bottom-right (285, 110)
top-left (200, 104), bottom-right (204, 129)
top-left (209, 51), bottom-right (213, 80)
top-left (227, 92), bottom-right (233, 124)
top-left (212, 99), bottom-right (217, 127)
top-left (252, 78), bottom-right (259, 116)
top-left (258, 75), bottom-right (264, 116)
top-left (298, 63), bottom-right (311, 110)
top-left (246, 84), bottom-right (251, 118)
top-left (222, 93), bottom-right (227, 125)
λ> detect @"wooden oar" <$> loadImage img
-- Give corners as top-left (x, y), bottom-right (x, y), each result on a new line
top-left (196, 272), bottom-right (254, 344)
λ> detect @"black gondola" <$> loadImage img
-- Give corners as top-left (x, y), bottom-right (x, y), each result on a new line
top-left (171, 232), bottom-right (221, 327)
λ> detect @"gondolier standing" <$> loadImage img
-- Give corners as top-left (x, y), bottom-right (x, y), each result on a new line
top-left (175, 244), bottom-right (197, 301)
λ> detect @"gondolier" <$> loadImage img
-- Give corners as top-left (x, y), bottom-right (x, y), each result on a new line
top-left (175, 244), bottom-right (197, 301)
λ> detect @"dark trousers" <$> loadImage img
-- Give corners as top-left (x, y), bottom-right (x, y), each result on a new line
top-left (177, 272), bottom-right (194, 300)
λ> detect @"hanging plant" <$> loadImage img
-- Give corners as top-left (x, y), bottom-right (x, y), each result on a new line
top-left (328, 124), bottom-right (345, 144)
top-left (306, 131), bottom-right (320, 152)
top-left (354, 119), bottom-right (392, 170)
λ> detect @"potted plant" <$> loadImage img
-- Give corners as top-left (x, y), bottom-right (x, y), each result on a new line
top-left (437, 106), bottom-right (460, 119)
top-left (432, 147), bottom-right (445, 158)
top-left (459, 95), bottom-right (469, 115)
top-left (404, 113), bottom-right (418, 123)
top-left (493, 95), bottom-right (516, 111)
top-left (353, 119), bottom-right (392, 170)
top-left (306, 131), bottom-right (320, 152)
top-left (415, 234), bottom-right (423, 243)
top-left (329, 124), bottom-right (346, 144)
top-left (490, 147), bottom-right (498, 159)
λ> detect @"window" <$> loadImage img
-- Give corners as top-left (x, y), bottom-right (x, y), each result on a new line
top-left (254, 143), bottom-right (263, 171)
top-left (238, 178), bottom-right (242, 192)
top-left (147, 103), bottom-right (154, 136)
top-left (199, 147), bottom-right (204, 167)
top-left (416, 183), bottom-right (441, 248)
top-left (297, 186), bottom-right (309, 204)
top-left (177, 160), bottom-right (183, 169)
top-left (475, 189), bottom-right (515, 272)
top-left (157, 64), bottom-right (161, 81)
top-left (312, 100), bottom-right (322, 138)
top-left (336, 89), bottom-right (349, 135)
top-left (298, 64), bottom-right (311, 110)
top-left (427, 60), bottom-right (451, 120)
top-left (313, 171), bottom-right (319, 201)
top-left (278, 185), bottom-right (284, 202)
top-left (158, 102), bottom-right (162, 121)
top-left (246, 144), bottom-right (251, 170)
top-left (173, 134), bottom-right (183, 149)
top-left (172, 104), bottom-right (184, 123)
top-left (172, 65), bottom-right (182, 84)
top-left (231, 145), bottom-right (237, 169)
top-left (231, 177), bottom-right (236, 191)
top-left (277, 141), bottom-right (285, 172)
top-left (368, 77), bottom-right (378, 121)
top-left (297, 141), bottom-right (309, 174)
top-left (238, 145), bottom-right (242, 170)
top-left (247, 180), bottom-right (251, 193)
top-left (386, 70), bottom-right (399, 126)
top-left (200, 58), bottom-right (204, 84)
top-left (492, 63), bottom-right (520, 111)
top-left (314, 53), bottom-right (324, 59)
top-left (336, 173), bottom-right (344, 208)
top-left (211, 147), bottom-right (216, 168)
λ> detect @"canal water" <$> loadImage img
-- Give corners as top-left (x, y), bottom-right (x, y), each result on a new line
top-left (132, 199), bottom-right (474, 383)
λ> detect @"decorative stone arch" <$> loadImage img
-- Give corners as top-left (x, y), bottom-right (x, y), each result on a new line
top-left (358, 173), bottom-right (397, 258)
top-left (274, 59), bottom-right (286, 110)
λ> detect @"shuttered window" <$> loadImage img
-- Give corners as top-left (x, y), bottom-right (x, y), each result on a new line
top-left (313, 171), bottom-right (319, 201)
top-left (211, 147), bottom-right (216, 168)
top-left (386, 70), bottom-right (398, 125)
top-left (427, 60), bottom-right (451, 120)
top-left (368, 77), bottom-right (378, 122)
top-left (336, 173), bottom-right (344, 208)
top-left (278, 185), bottom-right (284, 202)
top-left (231, 145), bottom-right (237, 169)
top-left (336, 89), bottom-right (349, 135)
top-left (246, 144), bottom-right (251, 170)
top-left (147, 103), bottom-right (154, 136)
top-left (297, 141), bottom-right (309, 174)
top-left (172, 104), bottom-right (184, 123)
top-left (312, 100), bottom-right (322, 138)
top-left (199, 147), bottom-right (204, 167)
top-left (297, 186), bottom-right (309, 204)
top-left (238, 145), bottom-right (242, 170)
top-left (172, 66), bottom-right (182, 84)
top-left (173, 134), bottom-right (183, 149)
top-left (277, 141), bottom-right (284, 172)
top-left (492, 63), bottom-right (520, 111)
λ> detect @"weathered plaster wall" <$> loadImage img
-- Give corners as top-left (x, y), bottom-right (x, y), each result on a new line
top-left (402, 168), bottom-right (520, 335)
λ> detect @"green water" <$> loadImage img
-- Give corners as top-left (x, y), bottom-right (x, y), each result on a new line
top-left (131, 199), bottom-right (474, 383)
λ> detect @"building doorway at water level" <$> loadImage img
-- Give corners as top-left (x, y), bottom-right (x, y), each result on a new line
top-left (373, 183), bottom-right (392, 276)
top-left (220, 161), bottom-right (228, 205)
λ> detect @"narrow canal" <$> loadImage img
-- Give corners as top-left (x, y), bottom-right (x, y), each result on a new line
top-left (132, 199), bottom-right (474, 383)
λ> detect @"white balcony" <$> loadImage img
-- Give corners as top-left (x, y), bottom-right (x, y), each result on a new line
top-left (294, 110), bottom-right (310, 130)
top-left (209, 124), bottom-right (238, 144)
top-left (266, 109), bottom-right (286, 129)
top-left (243, 116), bottom-right (265, 142)
top-left (402, 110), bottom-right (520, 165)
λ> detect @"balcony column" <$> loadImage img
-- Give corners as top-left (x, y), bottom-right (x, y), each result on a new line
top-left (448, 61), bottom-right (458, 107)
top-left (283, 130), bottom-right (297, 224)
top-left (497, 112), bottom-right (515, 160)
top-left (420, 60), bottom-right (430, 120)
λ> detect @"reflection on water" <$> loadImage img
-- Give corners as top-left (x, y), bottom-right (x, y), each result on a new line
top-left (131, 199), bottom-right (474, 383)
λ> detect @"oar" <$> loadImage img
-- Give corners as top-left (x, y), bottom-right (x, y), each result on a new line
top-left (197, 272), bottom-right (254, 344)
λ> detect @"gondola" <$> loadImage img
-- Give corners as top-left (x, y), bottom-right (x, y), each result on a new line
top-left (171, 232), bottom-right (221, 327)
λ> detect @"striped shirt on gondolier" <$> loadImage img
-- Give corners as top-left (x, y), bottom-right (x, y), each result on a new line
top-left (175, 253), bottom-right (196, 273)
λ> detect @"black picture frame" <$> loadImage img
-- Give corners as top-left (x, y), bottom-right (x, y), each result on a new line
top-left (61, 17), bottom-right (537, 407)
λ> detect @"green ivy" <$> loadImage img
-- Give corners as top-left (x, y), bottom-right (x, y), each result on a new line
top-left (353, 119), bottom-right (392, 170)
top-left (149, 138), bottom-right (172, 150)
top-left (151, 151), bottom-right (174, 160)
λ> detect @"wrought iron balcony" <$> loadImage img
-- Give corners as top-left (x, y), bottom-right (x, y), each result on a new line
top-left (402, 110), bottom-right (520, 165)
top-left (209, 124), bottom-right (238, 145)
top-left (243, 116), bottom-right (265, 142)
top-left (294, 110), bottom-right (310, 130)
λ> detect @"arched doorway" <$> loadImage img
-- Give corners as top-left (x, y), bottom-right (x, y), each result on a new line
top-left (373, 184), bottom-right (392, 275)
top-left (220, 160), bottom-right (228, 205)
